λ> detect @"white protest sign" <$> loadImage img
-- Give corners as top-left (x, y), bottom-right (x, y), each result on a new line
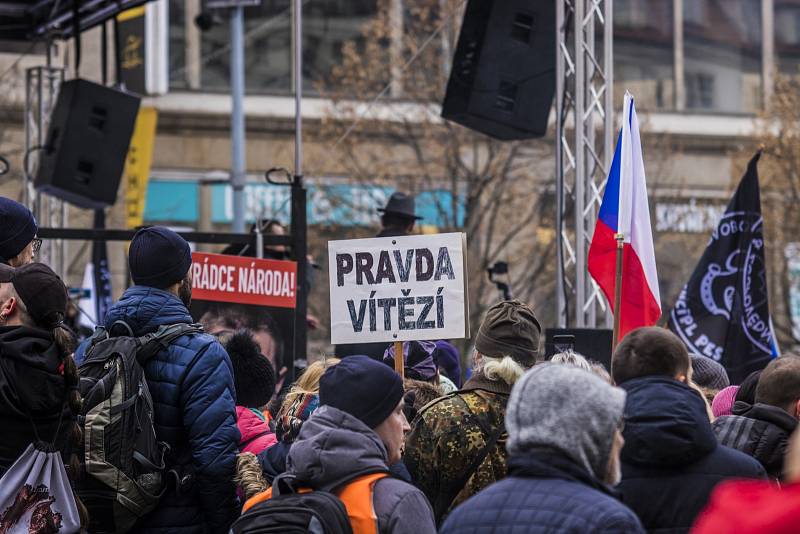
top-left (329, 233), bottom-right (469, 344)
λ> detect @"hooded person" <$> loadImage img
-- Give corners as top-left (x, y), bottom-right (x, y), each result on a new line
top-left (713, 356), bottom-right (800, 479)
top-left (0, 262), bottom-right (88, 526)
top-left (242, 356), bottom-right (437, 534)
top-left (75, 226), bottom-right (240, 533)
top-left (433, 340), bottom-right (462, 388)
top-left (224, 330), bottom-right (278, 455)
top-left (440, 364), bottom-right (644, 534)
top-left (405, 300), bottom-right (541, 524)
top-left (736, 370), bottom-right (763, 406)
top-left (383, 340), bottom-right (457, 393)
top-left (613, 327), bottom-right (766, 533)
top-left (0, 197), bottom-right (39, 267)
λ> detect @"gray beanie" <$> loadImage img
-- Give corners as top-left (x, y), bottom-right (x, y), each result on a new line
top-left (506, 363), bottom-right (626, 480)
top-left (690, 354), bottom-right (730, 391)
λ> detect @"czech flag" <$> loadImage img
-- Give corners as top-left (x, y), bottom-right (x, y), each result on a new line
top-left (588, 92), bottom-right (661, 340)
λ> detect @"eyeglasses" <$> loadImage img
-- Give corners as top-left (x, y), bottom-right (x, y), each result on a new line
top-left (31, 238), bottom-right (42, 255)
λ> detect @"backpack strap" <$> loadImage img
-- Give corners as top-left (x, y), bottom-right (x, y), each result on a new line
top-left (111, 320), bottom-right (135, 337)
top-left (334, 472), bottom-right (388, 534)
top-left (136, 323), bottom-right (204, 364)
top-left (434, 394), bottom-right (506, 518)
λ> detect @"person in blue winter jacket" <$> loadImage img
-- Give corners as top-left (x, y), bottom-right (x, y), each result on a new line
top-left (76, 226), bottom-right (240, 533)
top-left (440, 363), bottom-right (644, 534)
top-left (612, 327), bottom-right (766, 533)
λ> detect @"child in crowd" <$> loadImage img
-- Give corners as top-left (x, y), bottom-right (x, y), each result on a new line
top-left (224, 330), bottom-right (278, 454)
top-left (236, 358), bottom-right (340, 498)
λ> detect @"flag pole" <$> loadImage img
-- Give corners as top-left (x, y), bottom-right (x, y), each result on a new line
top-left (612, 232), bottom-right (624, 349)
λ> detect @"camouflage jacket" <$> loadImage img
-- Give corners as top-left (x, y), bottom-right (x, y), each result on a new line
top-left (404, 373), bottom-right (510, 524)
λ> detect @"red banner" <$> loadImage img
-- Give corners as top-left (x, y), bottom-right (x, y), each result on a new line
top-left (191, 252), bottom-right (297, 308)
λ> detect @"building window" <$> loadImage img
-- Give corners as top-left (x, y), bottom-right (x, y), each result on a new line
top-left (614, 0), bottom-right (675, 110)
top-left (686, 71), bottom-right (715, 108)
top-left (776, 0), bottom-right (800, 75)
top-left (168, 0), bottom-right (378, 95)
top-left (683, 0), bottom-right (762, 113)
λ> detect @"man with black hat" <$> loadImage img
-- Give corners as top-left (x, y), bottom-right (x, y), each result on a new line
top-left (76, 226), bottom-right (240, 533)
top-left (334, 192), bottom-right (423, 360)
top-left (0, 197), bottom-right (40, 267)
top-left (377, 191), bottom-right (422, 237)
top-left (404, 300), bottom-right (542, 525)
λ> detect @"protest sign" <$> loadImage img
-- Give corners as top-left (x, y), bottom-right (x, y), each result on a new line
top-left (191, 252), bottom-right (297, 308)
top-left (190, 252), bottom-right (297, 388)
top-left (329, 233), bottom-right (468, 345)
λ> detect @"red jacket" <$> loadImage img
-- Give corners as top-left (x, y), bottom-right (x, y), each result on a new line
top-left (692, 480), bottom-right (800, 534)
top-left (236, 406), bottom-right (278, 454)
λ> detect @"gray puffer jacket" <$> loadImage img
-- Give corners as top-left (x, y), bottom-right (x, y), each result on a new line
top-left (286, 406), bottom-right (436, 534)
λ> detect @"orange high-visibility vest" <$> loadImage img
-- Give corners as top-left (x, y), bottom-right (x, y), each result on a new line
top-left (242, 472), bottom-right (389, 534)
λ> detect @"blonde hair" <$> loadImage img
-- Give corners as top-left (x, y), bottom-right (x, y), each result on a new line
top-left (690, 380), bottom-right (716, 422)
top-left (550, 350), bottom-right (593, 372)
top-left (279, 357), bottom-right (340, 416)
top-left (478, 354), bottom-right (526, 386)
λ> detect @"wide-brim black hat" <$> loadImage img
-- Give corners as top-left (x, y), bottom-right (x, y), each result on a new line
top-left (377, 192), bottom-right (423, 220)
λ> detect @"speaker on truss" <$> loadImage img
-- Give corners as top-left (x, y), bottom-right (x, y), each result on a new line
top-left (34, 79), bottom-right (141, 209)
top-left (441, 0), bottom-right (556, 140)
top-left (544, 328), bottom-right (614, 371)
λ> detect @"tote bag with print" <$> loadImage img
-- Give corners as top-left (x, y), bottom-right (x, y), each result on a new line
top-left (0, 444), bottom-right (80, 534)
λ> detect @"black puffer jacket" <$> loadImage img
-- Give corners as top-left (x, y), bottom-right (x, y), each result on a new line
top-left (618, 377), bottom-right (766, 533)
top-left (0, 325), bottom-right (72, 476)
top-left (713, 402), bottom-right (797, 479)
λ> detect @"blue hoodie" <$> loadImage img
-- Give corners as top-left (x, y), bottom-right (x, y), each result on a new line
top-left (618, 376), bottom-right (765, 533)
top-left (76, 286), bottom-right (240, 533)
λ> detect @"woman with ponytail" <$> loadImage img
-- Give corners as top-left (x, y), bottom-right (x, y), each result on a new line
top-left (0, 262), bottom-right (88, 527)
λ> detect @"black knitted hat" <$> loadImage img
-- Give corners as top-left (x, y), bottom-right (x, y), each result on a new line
top-left (224, 329), bottom-right (276, 408)
top-left (129, 226), bottom-right (192, 289)
top-left (319, 355), bottom-right (404, 429)
top-left (0, 197), bottom-right (37, 263)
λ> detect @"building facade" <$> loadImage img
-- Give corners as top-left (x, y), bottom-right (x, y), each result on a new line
top-left (0, 0), bottom-right (798, 348)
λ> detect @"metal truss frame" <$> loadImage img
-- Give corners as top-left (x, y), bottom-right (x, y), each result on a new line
top-left (25, 65), bottom-right (67, 278)
top-left (555, 0), bottom-right (615, 328)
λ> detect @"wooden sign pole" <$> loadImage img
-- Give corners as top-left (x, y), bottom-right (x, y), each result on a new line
top-left (394, 340), bottom-right (404, 381)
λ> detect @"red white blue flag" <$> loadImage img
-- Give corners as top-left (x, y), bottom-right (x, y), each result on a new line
top-left (588, 92), bottom-right (661, 339)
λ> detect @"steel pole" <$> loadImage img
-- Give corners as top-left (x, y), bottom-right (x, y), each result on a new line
top-left (555, 0), bottom-right (567, 328)
top-left (290, 0), bottom-right (307, 382)
top-left (230, 5), bottom-right (246, 233)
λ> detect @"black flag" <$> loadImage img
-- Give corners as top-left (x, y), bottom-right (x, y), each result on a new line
top-left (668, 152), bottom-right (778, 383)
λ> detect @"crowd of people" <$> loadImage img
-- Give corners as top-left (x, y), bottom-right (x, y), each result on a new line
top-left (3, 193), bottom-right (800, 533)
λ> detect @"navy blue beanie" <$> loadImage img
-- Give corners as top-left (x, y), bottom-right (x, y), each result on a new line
top-left (0, 197), bottom-right (37, 263)
top-left (319, 355), bottom-right (404, 429)
top-left (129, 226), bottom-right (192, 289)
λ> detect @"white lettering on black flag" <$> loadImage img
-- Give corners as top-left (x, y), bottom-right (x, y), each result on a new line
top-left (668, 153), bottom-right (778, 383)
top-left (329, 233), bottom-right (468, 344)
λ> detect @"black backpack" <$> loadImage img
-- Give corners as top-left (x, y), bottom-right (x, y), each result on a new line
top-left (76, 321), bottom-right (203, 533)
top-left (231, 474), bottom-right (354, 534)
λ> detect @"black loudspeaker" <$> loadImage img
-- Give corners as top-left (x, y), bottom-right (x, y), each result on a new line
top-left (544, 328), bottom-right (614, 371)
top-left (441, 0), bottom-right (556, 140)
top-left (35, 79), bottom-right (141, 209)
